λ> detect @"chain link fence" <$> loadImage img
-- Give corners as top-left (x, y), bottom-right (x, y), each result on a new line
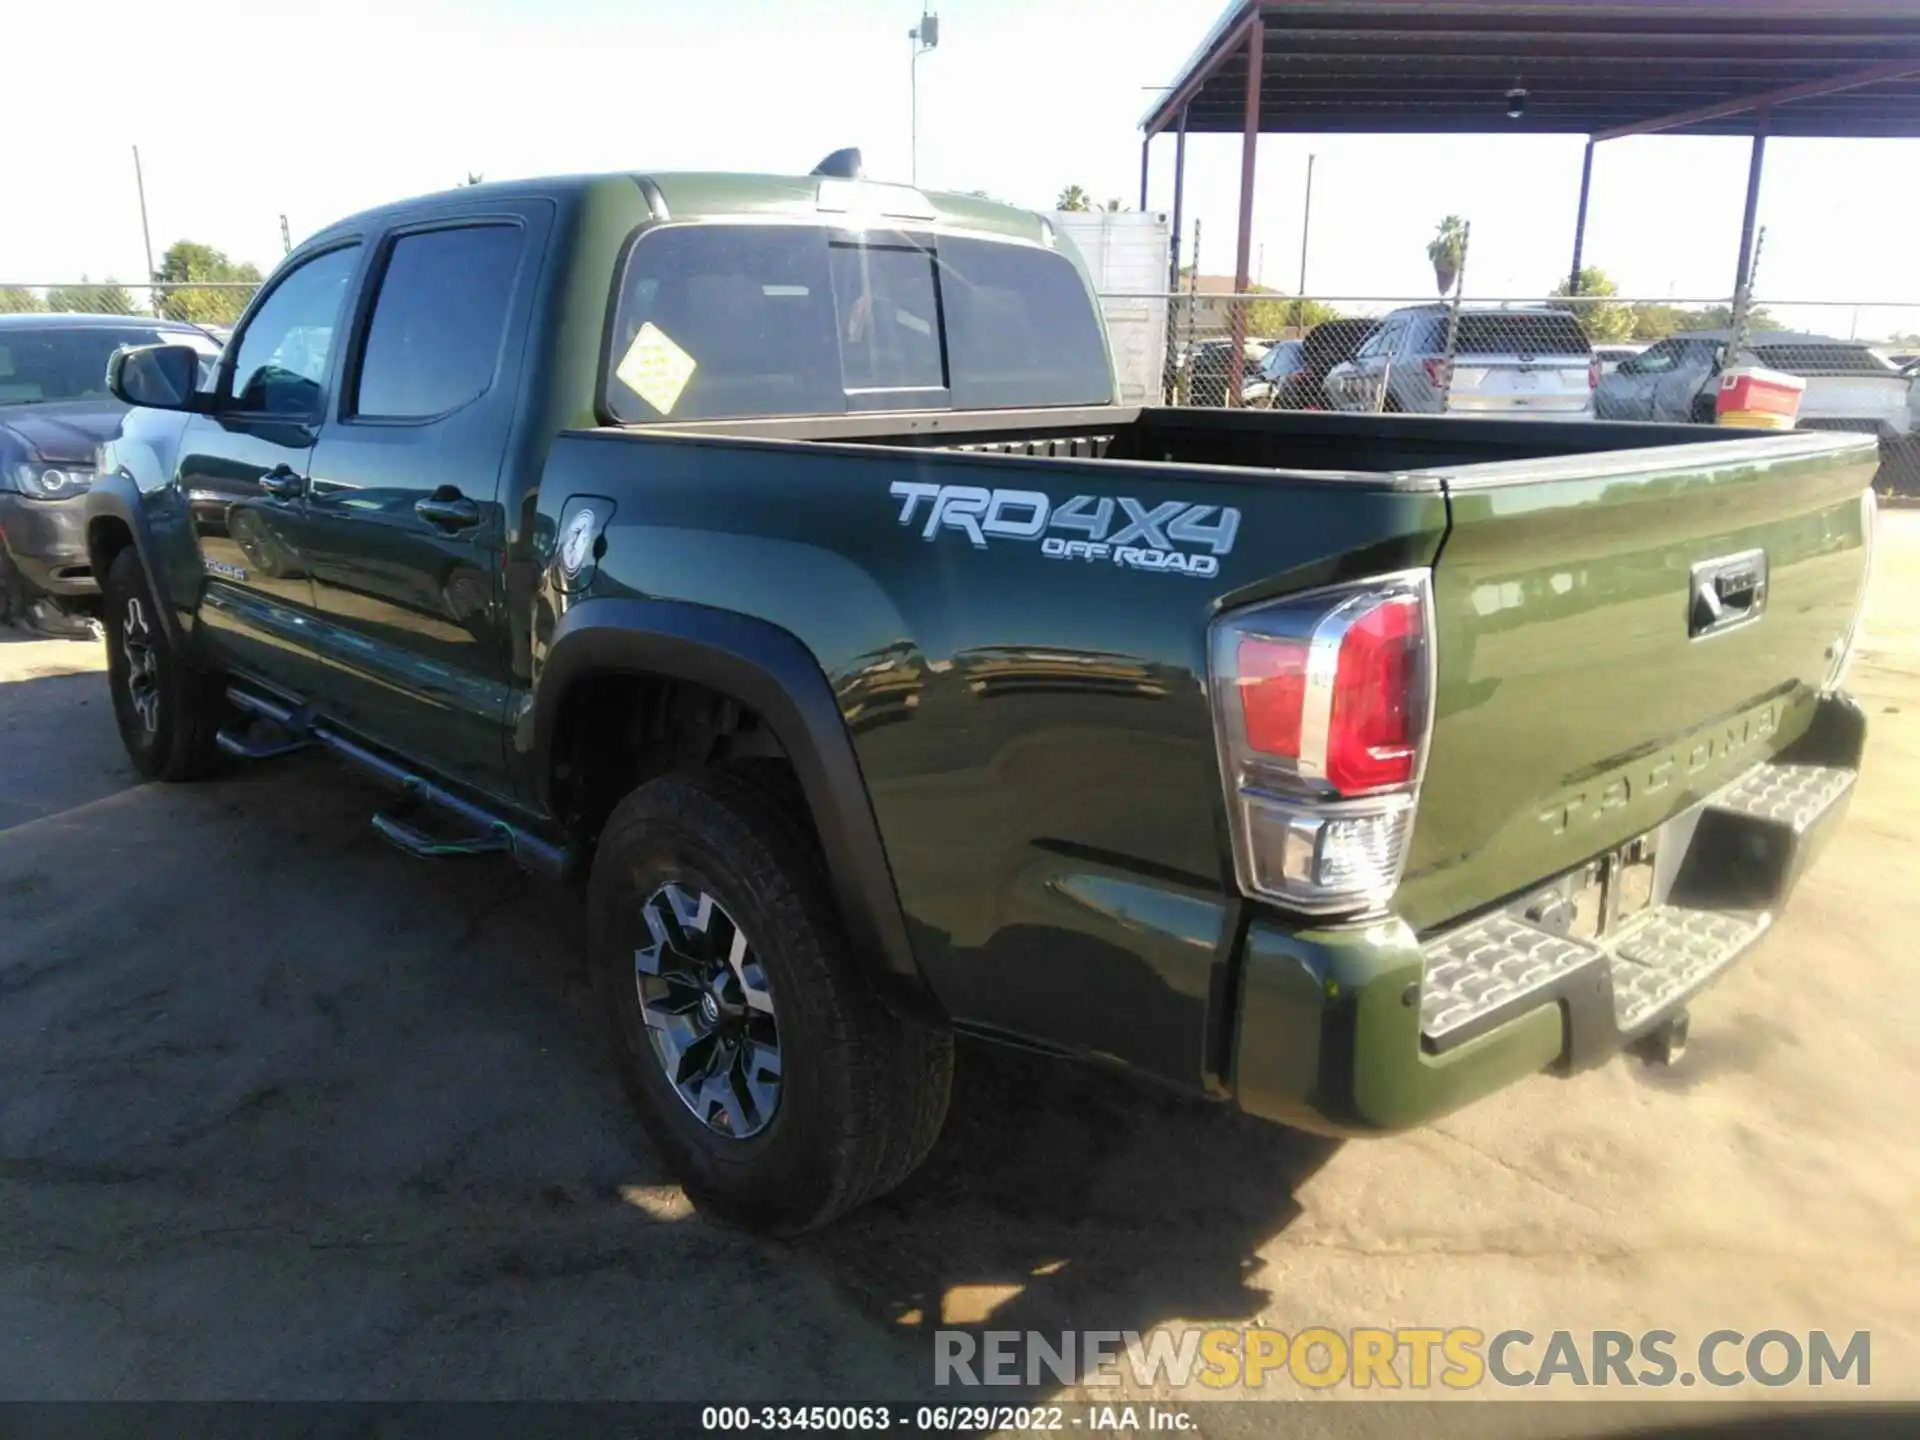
top-left (7, 277), bottom-right (1914, 493)
top-left (1132, 289), bottom-right (1920, 494)
top-left (0, 281), bottom-right (261, 330)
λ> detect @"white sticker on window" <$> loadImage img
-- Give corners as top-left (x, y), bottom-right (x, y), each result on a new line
top-left (616, 322), bottom-right (698, 416)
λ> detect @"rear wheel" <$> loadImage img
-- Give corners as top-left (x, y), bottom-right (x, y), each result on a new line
top-left (102, 549), bottom-right (227, 781)
top-left (589, 768), bottom-right (952, 1233)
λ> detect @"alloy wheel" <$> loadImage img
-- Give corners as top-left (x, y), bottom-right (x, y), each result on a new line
top-left (121, 596), bottom-right (161, 734)
top-left (634, 882), bottom-right (782, 1138)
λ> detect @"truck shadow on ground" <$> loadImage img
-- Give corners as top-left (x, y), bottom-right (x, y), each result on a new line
top-left (795, 1034), bottom-right (1340, 1393)
top-left (0, 729), bottom-right (1335, 1398)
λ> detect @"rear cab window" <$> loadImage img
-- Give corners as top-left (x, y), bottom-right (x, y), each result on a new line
top-left (1751, 343), bottom-right (1899, 377)
top-left (602, 223), bottom-right (1112, 423)
top-left (1451, 313), bottom-right (1593, 357)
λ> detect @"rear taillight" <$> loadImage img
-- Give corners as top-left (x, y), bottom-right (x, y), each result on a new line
top-left (1588, 356), bottom-right (1602, 389)
top-left (1422, 357), bottom-right (1452, 391)
top-left (1209, 573), bottom-right (1433, 915)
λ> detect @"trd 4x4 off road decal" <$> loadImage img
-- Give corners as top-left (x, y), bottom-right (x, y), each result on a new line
top-left (888, 482), bottom-right (1241, 578)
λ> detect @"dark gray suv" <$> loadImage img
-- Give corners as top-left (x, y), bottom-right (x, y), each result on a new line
top-left (0, 313), bottom-right (221, 633)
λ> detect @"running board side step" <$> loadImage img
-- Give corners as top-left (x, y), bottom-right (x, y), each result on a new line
top-left (224, 687), bottom-right (577, 880)
top-left (216, 708), bottom-right (318, 760)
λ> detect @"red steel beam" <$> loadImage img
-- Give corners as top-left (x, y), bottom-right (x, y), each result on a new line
top-left (1593, 54), bottom-right (1920, 140)
top-left (1229, 16), bottom-right (1265, 406)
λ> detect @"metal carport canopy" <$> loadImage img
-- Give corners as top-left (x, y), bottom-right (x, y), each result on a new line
top-left (1138, 0), bottom-right (1920, 358)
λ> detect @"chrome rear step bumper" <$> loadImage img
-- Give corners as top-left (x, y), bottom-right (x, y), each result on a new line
top-left (1417, 714), bottom-right (1861, 1066)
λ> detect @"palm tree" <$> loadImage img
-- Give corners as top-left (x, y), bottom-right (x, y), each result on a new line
top-left (1056, 185), bottom-right (1091, 212)
top-left (1427, 215), bottom-right (1469, 295)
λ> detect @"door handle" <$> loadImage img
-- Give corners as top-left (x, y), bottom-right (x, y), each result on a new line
top-left (259, 464), bottom-right (306, 499)
top-left (415, 490), bottom-right (482, 529)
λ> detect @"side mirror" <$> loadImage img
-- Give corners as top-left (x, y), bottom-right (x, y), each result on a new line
top-left (108, 344), bottom-right (208, 412)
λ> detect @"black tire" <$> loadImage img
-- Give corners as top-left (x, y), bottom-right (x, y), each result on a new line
top-left (102, 548), bottom-right (227, 782)
top-left (0, 545), bottom-right (31, 627)
top-left (588, 768), bottom-right (953, 1233)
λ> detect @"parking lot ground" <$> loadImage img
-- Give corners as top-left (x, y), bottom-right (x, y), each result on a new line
top-left (2, 517), bottom-right (1917, 1421)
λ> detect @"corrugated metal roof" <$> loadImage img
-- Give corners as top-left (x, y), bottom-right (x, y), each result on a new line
top-left (1144, 0), bottom-right (1920, 138)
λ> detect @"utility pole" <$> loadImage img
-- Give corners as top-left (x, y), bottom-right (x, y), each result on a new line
top-left (132, 146), bottom-right (157, 295)
top-left (279, 215), bottom-right (292, 255)
top-left (908, 7), bottom-right (940, 185)
top-left (1297, 153), bottom-right (1316, 297)
top-left (1292, 153), bottom-right (1316, 335)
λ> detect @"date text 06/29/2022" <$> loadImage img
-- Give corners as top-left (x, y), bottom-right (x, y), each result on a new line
top-left (700, 1404), bottom-right (1195, 1432)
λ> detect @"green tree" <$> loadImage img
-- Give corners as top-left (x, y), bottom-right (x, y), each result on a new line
top-left (1663, 303), bottom-right (1778, 335)
top-left (1628, 304), bottom-right (1683, 340)
top-left (1427, 215), bottom-right (1468, 295)
top-left (153, 241), bottom-right (263, 325)
top-left (1055, 184), bottom-right (1091, 212)
top-left (1098, 198), bottom-right (1129, 213)
top-left (44, 275), bottom-right (137, 315)
top-left (0, 287), bottom-right (45, 314)
top-left (1247, 292), bottom-right (1343, 337)
top-left (1549, 267), bottom-right (1636, 342)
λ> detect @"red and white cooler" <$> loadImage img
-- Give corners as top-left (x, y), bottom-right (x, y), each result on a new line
top-left (1715, 365), bottom-right (1807, 429)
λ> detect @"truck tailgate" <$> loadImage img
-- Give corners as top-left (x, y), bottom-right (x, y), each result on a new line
top-left (1396, 432), bottom-right (1877, 933)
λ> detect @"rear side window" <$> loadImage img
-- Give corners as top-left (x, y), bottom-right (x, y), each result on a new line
top-left (603, 223), bottom-right (1112, 422)
top-left (1452, 313), bottom-right (1593, 357)
top-left (352, 225), bottom-right (523, 419)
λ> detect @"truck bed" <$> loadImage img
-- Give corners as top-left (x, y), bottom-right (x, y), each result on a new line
top-left (627, 403), bottom-right (1748, 475)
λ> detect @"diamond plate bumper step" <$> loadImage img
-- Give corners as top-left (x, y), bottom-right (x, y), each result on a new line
top-left (1419, 758), bottom-right (1855, 1055)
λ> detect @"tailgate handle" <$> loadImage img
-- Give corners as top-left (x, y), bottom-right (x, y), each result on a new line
top-left (1689, 550), bottom-right (1768, 638)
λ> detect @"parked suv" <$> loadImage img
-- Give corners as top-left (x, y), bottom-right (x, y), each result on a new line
top-left (1255, 317), bottom-right (1378, 410)
top-left (0, 313), bottom-right (223, 633)
top-left (1325, 305), bottom-right (1597, 419)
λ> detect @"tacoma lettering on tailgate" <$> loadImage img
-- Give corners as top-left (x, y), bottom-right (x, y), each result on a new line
top-left (1537, 703), bottom-right (1781, 837)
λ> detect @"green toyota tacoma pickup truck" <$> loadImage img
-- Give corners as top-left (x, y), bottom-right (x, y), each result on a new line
top-left (86, 160), bottom-right (1877, 1232)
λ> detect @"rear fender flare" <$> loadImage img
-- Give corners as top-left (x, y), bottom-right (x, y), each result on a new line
top-left (535, 597), bottom-right (939, 1020)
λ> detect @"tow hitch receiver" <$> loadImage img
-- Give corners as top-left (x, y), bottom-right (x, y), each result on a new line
top-left (1633, 1009), bottom-right (1690, 1067)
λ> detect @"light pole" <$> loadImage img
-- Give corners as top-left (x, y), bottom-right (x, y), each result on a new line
top-left (132, 146), bottom-right (156, 294)
top-left (1297, 153), bottom-right (1316, 297)
top-left (908, 7), bottom-right (939, 185)
top-left (1293, 152), bottom-right (1316, 335)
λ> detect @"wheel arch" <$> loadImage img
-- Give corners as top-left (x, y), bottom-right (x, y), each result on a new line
top-left (535, 597), bottom-right (940, 1022)
top-left (84, 475), bottom-right (188, 650)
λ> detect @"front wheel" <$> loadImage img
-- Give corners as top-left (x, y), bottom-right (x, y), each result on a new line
top-left (102, 549), bottom-right (227, 781)
top-left (588, 769), bottom-right (953, 1233)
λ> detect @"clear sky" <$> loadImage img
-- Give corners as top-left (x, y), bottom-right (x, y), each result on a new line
top-left (11, 0), bottom-right (1920, 336)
